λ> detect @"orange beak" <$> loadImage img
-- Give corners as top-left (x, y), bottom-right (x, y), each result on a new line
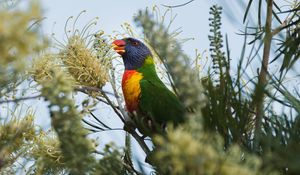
top-left (112, 39), bottom-right (126, 55)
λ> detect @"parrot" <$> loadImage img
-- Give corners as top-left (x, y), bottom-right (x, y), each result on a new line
top-left (112, 37), bottom-right (185, 136)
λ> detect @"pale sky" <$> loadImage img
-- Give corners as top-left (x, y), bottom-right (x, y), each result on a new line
top-left (39, 0), bottom-right (250, 57)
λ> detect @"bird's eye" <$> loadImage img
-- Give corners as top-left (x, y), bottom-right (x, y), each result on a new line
top-left (132, 41), bottom-right (139, 46)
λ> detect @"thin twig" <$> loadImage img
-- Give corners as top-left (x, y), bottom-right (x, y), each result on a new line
top-left (87, 128), bottom-right (124, 133)
top-left (109, 69), bottom-right (128, 119)
top-left (90, 112), bottom-right (112, 130)
top-left (74, 85), bottom-right (123, 119)
top-left (161, 59), bottom-right (179, 96)
top-left (75, 86), bottom-right (120, 109)
top-left (123, 132), bottom-right (142, 175)
top-left (272, 20), bottom-right (288, 36)
top-left (74, 86), bottom-right (115, 96)
top-left (161, 0), bottom-right (195, 8)
top-left (102, 92), bottom-right (126, 123)
top-left (0, 94), bottom-right (42, 104)
top-left (271, 15), bottom-right (295, 36)
top-left (95, 97), bottom-right (120, 110)
top-left (253, 0), bottom-right (273, 150)
top-left (128, 130), bottom-right (151, 155)
top-left (82, 118), bottom-right (105, 131)
top-left (121, 161), bottom-right (143, 175)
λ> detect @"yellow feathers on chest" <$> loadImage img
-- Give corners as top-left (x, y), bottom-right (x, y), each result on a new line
top-left (122, 71), bottom-right (143, 112)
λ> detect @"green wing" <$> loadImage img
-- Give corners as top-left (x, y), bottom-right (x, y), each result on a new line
top-left (138, 78), bottom-right (185, 125)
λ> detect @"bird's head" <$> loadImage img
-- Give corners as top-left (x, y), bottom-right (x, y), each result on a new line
top-left (112, 38), bottom-right (152, 70)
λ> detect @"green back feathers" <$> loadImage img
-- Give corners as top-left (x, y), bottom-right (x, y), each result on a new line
top-left (137, 56), bottom-right (185, 125)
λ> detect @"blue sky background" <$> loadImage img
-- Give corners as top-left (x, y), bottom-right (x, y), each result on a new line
top-left (39, 0), bottom-right (252, 58)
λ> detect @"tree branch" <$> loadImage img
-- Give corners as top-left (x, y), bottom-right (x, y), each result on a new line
top-left (0, 94), bottom-right (42, 104)
top-left (253, 0), bottom-right (273, 150)
top-left (272, 20), bottom-right (288, 36)
top-left (74, 86), bottom-right (114, 96)
top-left (271, 14), bottom-right (295, 37)
top-left (75, 85), bottom-right (125, 124)
top-left (161, 0), bottom-right (195, 8)
top-left (95, 97), bottom-right (120, 109)
top-left (128, 129), bottom-right (151, 155)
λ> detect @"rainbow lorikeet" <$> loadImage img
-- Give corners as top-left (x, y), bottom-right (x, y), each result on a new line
top-left (112, 37), bottom-right (185, 135)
